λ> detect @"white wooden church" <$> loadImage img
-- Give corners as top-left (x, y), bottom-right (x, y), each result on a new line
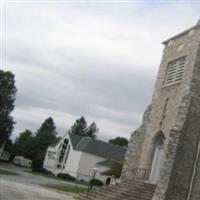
top-left (43, 133), bottom-right (126, 182)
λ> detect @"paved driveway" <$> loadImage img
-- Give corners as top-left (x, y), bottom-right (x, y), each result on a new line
top-left (0, 163), bottom-right (77, 200)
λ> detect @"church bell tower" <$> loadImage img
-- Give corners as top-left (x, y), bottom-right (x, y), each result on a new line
top-left (122, 19), bottom-right (200, 200)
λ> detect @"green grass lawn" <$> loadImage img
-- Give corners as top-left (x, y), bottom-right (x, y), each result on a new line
top-left (26, 170), bottom-right (87, 186)
top-left (41, 184), bottom-right (88, 194)
top-left (25, 170), bottom-right (65, 181)
top-left (28, 171), bottom-right (61, 180)
top-left (0, 169), bottom-right (19, 176)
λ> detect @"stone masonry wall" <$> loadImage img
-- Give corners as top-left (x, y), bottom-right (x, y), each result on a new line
top-left (134, 25), bottom-right (200, 176)
top-left (152, 97), bottom-right (191, 200)
top-left (123, 21), bottom-right (200, 200)
top-left (190, 43), bottom-right (200, 200)
top-left (121, 105), bottom-right (152, 180)
top-left (153, 26), bottom-right (200, 200)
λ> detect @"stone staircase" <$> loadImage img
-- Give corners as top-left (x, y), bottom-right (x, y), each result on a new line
top-left (75, 179), bottom-right (156, 200)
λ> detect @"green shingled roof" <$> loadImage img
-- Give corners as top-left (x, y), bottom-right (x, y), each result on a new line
top-left (69, 134), bottom-right (126, 161)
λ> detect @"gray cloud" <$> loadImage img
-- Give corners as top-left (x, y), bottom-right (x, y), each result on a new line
top-left (2, 2), bottom-right (200, 141)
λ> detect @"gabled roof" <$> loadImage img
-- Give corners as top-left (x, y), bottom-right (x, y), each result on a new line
top-left (69, 134), bottom-right (83, 148)
top-left (68, 134), bottom-right (127, 161)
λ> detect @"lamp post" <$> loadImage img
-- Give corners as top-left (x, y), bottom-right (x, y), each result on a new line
top-left (92, 168), bottom-right (98, 179)
top-left (89, 167), bottom-right (98, 191)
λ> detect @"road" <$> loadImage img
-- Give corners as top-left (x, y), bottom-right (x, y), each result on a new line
top-left (0, 163), bottom-right (76, 200)
top-left (0, 178), bottom-right (74, 200)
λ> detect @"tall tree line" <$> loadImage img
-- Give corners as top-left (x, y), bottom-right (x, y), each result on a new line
top-left (14, 117), bottom-right (58, 169)
top-left (0, 70), bottom-right (17, 146)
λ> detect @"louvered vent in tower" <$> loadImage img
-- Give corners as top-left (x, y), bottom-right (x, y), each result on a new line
top-left (164, 57), bottom-right (186, 86)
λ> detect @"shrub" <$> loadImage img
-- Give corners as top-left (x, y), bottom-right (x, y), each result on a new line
top-left (90, 179), bottom-right (103, 187)
top-left (57, 173), bottom-right (76, 181)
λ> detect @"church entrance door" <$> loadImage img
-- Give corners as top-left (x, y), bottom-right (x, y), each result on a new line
top-left (149, 144), bottom-right (164, 183)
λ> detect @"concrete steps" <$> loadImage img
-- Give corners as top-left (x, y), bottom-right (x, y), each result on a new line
top-left (75, 179), bottom-right (156, 200)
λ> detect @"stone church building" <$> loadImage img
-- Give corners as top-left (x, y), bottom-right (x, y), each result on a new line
top-left (77, 19), bottom-right (200, 200)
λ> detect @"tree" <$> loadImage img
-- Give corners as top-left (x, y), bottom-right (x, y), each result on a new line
top-left (12, 117), bottom-right (58, 169)
top-left (68, 116), bottom-right (87, 136)
top-left (109, 137), bottom-right (129, 147)
top-left (0, 70), bottom-right (17, 145)
top-left (85, 122), bottom-right (98, 139)
top-left (33, 117), bottom-right (57, 169)
top-left (13, 129), bottom-right (34, 159)
top-left (36, 117), bottom-right (57, 143)
top-left (68, 117), bottom-right (99, 138)
top-left (4, 138), bottom-right (13, 154)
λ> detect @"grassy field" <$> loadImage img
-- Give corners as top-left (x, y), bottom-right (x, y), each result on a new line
top-left (41, 184), bottom-right (88, 194)
top-left (0, 169), bottom-right (19, 176)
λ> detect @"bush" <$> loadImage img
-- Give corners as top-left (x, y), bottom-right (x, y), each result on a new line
top-left (57, 173), bottom-right (76, 181)
top-left (32, 152), bottom-right (45, 170)
top-left (90, 179), bottom-right (103, 187)
top-left (79, 179), bottom-right (85, 183)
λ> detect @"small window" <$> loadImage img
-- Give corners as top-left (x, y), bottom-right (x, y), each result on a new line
top-left (164, 57), bottom-right (186, 86)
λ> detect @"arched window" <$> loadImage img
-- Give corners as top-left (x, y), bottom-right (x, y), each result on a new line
top-left (58, 138), bottom-right (69, 163)
top-left (154, 131), bottom-right (165, 146)
top-left (64, 145), bottom-right (71, 164)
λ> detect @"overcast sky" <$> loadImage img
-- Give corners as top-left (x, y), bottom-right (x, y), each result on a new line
top-left (1, 1), bottom-right (200, 141)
